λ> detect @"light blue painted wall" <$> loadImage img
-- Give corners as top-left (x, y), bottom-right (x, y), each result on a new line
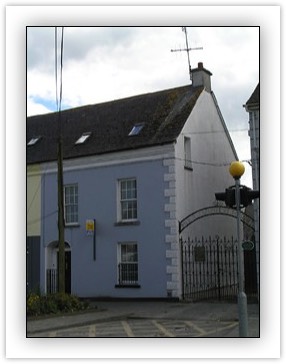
top-left (41, 158), bottom-right (169, 298)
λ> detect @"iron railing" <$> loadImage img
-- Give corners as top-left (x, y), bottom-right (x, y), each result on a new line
top-left (46, 269), bottom-right (58, 294)
top-left (181, 236), bottom-right (239, 301)
top-left (181, 236), bottom-right (258, 302)
top-left (118, 263), bottom-right (138, 285)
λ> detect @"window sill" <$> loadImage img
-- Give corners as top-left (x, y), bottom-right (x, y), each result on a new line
top-left (65, 223), bottom-right (80, 228)
top-left (184, 166), bottom-right (193, 171)
top-left (115, 284), bottom-right (141, 289)
top-left (114, 220), bottom-right (140, 227)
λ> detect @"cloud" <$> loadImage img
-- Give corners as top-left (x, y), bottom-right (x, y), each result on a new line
top-left (27, 27), bottom-right (55, 72)
top-left (26, 26), bottom-right (258, 187)
top-left (27, 96), bottom-right (53, 116)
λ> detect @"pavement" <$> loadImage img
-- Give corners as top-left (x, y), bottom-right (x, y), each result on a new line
top-left (27, 300), bottom-right (259, 338)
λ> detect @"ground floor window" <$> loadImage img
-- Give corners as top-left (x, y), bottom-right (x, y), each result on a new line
top-left (117, 242), bottom-right (139, 286)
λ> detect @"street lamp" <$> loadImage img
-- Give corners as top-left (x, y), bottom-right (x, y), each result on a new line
top-left (229, 161), bottom-right (248, 337)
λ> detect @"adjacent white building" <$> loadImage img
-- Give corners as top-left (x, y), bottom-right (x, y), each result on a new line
top-left (244, 83), bottom-right (260, 294)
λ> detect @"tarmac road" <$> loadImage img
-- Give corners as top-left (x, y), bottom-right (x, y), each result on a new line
top-left (27, 300), bottom-right (259, 338)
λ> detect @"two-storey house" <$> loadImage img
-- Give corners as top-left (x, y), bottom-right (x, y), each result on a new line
top-left (27, 63), bottom-right (238, 299)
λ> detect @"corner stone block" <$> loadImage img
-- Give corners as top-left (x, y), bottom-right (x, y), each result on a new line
top-left (164, 173), bottom-right (176, 182)
top-left (163, 159), bottom-right (175, 167)
top-left (165, 235), bottom-right (177, 243)
top-left (165, 219), bottom-right (177, 228)
top-left (164, 203), bottom-right (176, 212)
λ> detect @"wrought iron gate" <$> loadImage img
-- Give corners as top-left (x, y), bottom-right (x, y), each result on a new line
top-left (181, 236), bottom-right (239, 301)
top-left (179, 206), bottom-right (257, 301)
top-left (181, 236), bottom-right (258, 301)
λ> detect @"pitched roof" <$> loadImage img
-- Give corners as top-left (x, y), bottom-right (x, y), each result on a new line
top-left (246, 83), bottom-right (259, 106)
top-left (27, 85), bottom-right (204, 164)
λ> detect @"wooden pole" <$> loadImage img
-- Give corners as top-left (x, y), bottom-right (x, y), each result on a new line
top-left (56, 26), bottom-right (65, 294)
top-left (57, 127), bottom-right (65, 294)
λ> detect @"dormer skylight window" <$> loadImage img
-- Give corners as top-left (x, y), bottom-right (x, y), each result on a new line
top-left (75, 132), bottom-right (91, 145)
top-left (27, 136), bottom-right (41, 146)
top-left (128, 123), bottom-right (144, 136)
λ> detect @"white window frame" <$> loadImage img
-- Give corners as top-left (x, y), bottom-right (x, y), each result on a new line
top-left (64, 184), bottom-right (79, 225)
top-left (117, 242), bottom-right (138, 285)
top-left (117, 178), bottom-right (138, 222)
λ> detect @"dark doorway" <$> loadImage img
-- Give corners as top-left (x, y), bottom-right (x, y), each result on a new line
top-left (57, 251), bottom-right (71, 294)
top-left (244, 239), bottom-right (258, 300)
top-left (27, 236), bottom-right (40, 293)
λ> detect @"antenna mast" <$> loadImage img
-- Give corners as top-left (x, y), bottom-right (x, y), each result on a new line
top-left (171, 27), bottom-right (203, 81)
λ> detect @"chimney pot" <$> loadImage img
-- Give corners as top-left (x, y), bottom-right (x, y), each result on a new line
top-left (191, 62), bottom-right (212, 92)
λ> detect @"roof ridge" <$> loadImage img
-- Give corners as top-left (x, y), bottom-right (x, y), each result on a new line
top-left (28, 85), bottom-right (192, 119)
top-left (27, 84), bottom-right (203, 164)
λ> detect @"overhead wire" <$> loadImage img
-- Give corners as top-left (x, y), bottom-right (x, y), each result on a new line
top-left (29, 27), bottom-right (252, 222)
top-left (174, 156), bottom-right (231, 167)
top-left (27, 210), bottom-right (57, 226)
top-left (173, 156), bottom-right (252, 168)
top-left (59, 26), bottom-right (64, 113)
top-left (182, 128), bottom-right (249, 135)
top-left (55, 27), bottom-right (58, 112)
top-left (55, 26), bottom-right (64, 113)
top-left (28, 27), bottom-right (65, 225)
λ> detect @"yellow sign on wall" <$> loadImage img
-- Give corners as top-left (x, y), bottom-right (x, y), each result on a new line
top-left (86, 219), bottom-right (95, 235)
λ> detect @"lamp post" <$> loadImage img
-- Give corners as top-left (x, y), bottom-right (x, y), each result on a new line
top-left (229, 161), bottom-right (248, 337)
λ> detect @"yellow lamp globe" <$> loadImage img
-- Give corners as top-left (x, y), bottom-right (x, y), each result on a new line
top-left (229, 161), bottom-right (245, 179)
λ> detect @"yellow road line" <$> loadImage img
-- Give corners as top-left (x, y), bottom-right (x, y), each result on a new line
top-left (152, 320), bottom-right (175, 337)
top-left (121, 321), bottom-right (135, 337)
top-left (185, 320), bottom-right (207, 335)
top-left (89, 324), bottom-right (96, 337)
top-left (195, 321), bottom-right (238, 337)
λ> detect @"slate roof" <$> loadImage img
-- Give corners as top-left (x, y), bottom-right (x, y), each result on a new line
top-left (27, 85), bottom-right (204, 165)
top-left (245, 83), bottom-right (259, 106)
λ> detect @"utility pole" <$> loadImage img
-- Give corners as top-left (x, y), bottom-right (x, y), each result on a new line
top-left (215, 161), bottom-right (259, 337)
top-left (229, 161), bottom-right (248, 337)
top-left (56, 27), bottom-right (65, 294)
top-left (57, 122), bottom-right (65, 294)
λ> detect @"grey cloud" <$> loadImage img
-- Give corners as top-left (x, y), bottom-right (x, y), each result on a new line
top-left (216, 84), bottom-right (258, 131)
top-left (27, 27), bottom-right (55, 71)
top-left (64, 27), bottom-right (138, 60)
top-left (27, 27), bottom-right (138, 72)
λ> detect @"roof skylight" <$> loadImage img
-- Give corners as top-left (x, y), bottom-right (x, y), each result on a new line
top-left (128, 124), bottom-right (144, 136)
top-left (27, 136), bottom-right (41, 146)
top-left (75, 132), bottom-right (91, 145)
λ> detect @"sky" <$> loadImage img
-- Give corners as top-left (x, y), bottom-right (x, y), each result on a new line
top-left (27, 26), bottom-right (259, 186)
top-left (5, 6), bottom-right (281, 359)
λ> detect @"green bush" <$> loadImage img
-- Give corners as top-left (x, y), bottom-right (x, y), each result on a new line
top-left (27, 293), bottom-right (41, 316)
top-left (27, 292), bottom-right (89, 317)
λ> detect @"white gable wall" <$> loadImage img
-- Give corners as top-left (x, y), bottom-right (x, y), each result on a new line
top-left (175, 90), bottom-right (237, 236)
top-left (165, 90), bottom-right (239, 299)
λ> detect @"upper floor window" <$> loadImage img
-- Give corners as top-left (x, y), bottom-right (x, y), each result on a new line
top-left (64, 184), bottom-right (78, 225)
top-left (75, 132), bottom-right (91, 145)
top-left (27, 136), bottom-right (41, 146)
top-left (184, 136), bottom-right (193, 170)
top-left (118, 178), bottom-right (137, 221)
top-left (128, 124), bottom-right (144, 136)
